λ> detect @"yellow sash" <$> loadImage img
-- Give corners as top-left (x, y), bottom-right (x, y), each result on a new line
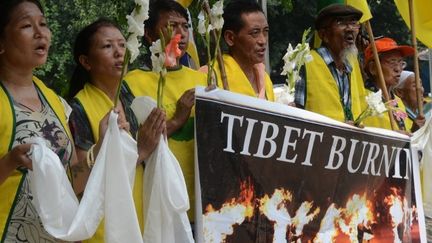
top-left (75, 82), bottom-right (144, 242)
top-left (0, 77), bottom-right (71, 239)
top-left (305, 50), bottom-right (366, 122)
top-left (213, 54), bottom-right (275, 101)
top-left (125, 66), bottom-right (206, 221)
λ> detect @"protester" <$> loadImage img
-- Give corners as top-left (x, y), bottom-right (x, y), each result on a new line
top-left (68, 19), bottom-right (166, 241)
top-left (363, 37), bottom-right (415, 131)
top-left (294, 3), bottom-right (367, 123)
top-left (0, 0), bottom-right (78, 241)
top-left (393, 70), bottom-right (430, 131)
top-left (212, 0), bottom-right (274, 100)
top-left (124, 0), bottom-right (207, 223)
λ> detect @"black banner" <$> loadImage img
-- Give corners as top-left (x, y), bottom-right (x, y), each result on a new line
top-left (195, 89), bottom-right (425, 243)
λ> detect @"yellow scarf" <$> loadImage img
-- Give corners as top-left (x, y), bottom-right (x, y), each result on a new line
top-left (305, 50), bottom-right (367, 122)
top-left (0, 77), bottom-right (71, 239)
top-left (213, 54), bottom-right (275, 101)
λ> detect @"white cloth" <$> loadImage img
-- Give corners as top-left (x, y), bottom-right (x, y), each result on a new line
top-left (131, 96), bottom-right (193, 243)
top-left (412, 116), bottom-right (432, 217)
top-left (28, 111), bottom-right (141, 242)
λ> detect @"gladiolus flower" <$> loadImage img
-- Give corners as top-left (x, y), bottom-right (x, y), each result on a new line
top-left (164, 34), bottom-right (182, 68)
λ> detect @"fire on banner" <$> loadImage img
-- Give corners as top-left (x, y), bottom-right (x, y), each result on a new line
top-left (194, 87), bottom-right (426, 243)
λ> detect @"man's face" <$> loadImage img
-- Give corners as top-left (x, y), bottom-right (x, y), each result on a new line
top-left (226, 11), bottom-right (269, 66)
top-left (152, 11), bottom-right (189, 57)
top-left (320, 16), bottom-right (360, 57)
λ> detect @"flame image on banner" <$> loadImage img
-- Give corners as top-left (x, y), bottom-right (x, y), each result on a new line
top-left (203, 179), bottom-right (255, 242)
top-left (202, 179), bottom-right (419, 243)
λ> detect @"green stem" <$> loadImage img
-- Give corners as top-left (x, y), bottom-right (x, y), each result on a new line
top-left (157, 74), bottom-right (164, 108)
top-left (113, 49), bottom-right (130, 108)
top-left (354, 107), bottom-right (371, 126)
top-left (205, 29), bottom-right (212, 86)
top-left (209, 29), bottom-right (222, 86)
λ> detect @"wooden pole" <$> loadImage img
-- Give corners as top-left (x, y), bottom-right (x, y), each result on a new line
top-left (202, 1), bottom-right (229, 91)
top-left (408, 0), bottom-right (424, 117)
top-left (365, 21), bottom-right (396, 130)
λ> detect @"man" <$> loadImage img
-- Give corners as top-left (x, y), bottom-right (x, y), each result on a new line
top-left (213, 0), bottom-right (274, 101)
top-left (125, 0), bottom-right (206, 221)
top-left (294, 4), bottom-right (367, 123)
top-left (362, 37), bottom-right (415, 131)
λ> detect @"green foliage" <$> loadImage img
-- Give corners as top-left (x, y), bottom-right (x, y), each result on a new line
top-left (36, 0), bottom-right (134, 95)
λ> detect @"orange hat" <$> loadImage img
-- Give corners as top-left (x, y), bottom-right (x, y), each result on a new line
top-left (364, 37), bottom-right (414, 65)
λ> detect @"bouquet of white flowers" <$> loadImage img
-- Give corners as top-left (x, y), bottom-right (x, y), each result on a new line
top-left (275, 28), bottom-right (313, 105)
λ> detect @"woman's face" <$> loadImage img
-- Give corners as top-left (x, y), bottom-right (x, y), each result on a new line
top-left (0, 1), bottom-right (51, 69)
top-left (82, 26), bottom-right (126, 82)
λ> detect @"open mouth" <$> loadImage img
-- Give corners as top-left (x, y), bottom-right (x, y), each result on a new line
top-left (35, 43), bottom-right (48, 55)
top-left (344, 34), bottom-right (355, 45)
top-left (178, 42), bottom-right (187, 50)
top-left (256, 48), bottom-right (266, 56)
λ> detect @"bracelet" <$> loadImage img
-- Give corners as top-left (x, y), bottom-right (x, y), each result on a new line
top-left (86, 144), bottom-right (96, 169)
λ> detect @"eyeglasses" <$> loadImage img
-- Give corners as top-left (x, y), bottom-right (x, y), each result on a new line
top-left (335, 20), bottom-right (361, 30)
top-left (382, 58), bottom-right (407, 69)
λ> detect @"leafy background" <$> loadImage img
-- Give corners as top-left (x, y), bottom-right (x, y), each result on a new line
top-left (36, 0), bottom-right (421, 95)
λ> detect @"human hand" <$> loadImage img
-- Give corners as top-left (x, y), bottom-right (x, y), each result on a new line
top-left (411, 114), bottom-right (426, 132)
top-left (173, 88), bottom-right (195, 127)
top-left (6, 144), bottom-right (33, 170)
top-left (136, 108), bottom-right (166, 163)
top-left (95, 107), bottom-right (130, 158)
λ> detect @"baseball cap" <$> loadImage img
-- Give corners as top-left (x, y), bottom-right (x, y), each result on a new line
top-left (364, 37), bottom-right (415, 65)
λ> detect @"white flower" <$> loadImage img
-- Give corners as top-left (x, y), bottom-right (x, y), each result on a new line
top-left (126, 34), bottom-right (141, 63)
top-left (209, 17), bottom-right (224, 31)
top-left (197, 11), bottom-right (207, 35)
top-left (150, 39), bottom-right (166, 75)
top-left (131, 7), bottom-right (149, 24)
top-left (126, 14), bottom-right (144, 37)
top-left (209, 0), bottom-right (224, 31)
top-left (274, 85), bottom-right (294, 105)
top-left (366, 90), bottom-right (387, 115)
top-left (211, 0), bottom-right (224, 16)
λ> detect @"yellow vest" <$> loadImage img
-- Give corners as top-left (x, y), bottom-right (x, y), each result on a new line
top-left (125, 66), bottom-right (206, 221)
top-left (305, 50), bottom-right (367, 122)
top-left (363, 94), bottom-right (413, 131)
top-left (213, 54), bottom-right (275, 101)
top-left (74, 82), bottom-right (144, 242)
top-left (0, 77), bottom-right (71, 239)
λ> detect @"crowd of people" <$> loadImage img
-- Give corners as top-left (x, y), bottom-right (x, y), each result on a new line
top-left (0, 0), bottom-right (429, 242)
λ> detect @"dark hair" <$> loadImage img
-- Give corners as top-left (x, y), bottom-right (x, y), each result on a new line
top-left (68, 18), bottom-right (122, 100)
top-left (145, 0), bottom-right (188, 35)
top-left (222, 0), bottom-right (264, 35)
top-left (0, 0), bottom-right (44, 38)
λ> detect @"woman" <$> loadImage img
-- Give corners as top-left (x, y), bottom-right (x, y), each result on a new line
top-left (362, 37), bottom-right (414, 131)
top-left (0, 0), bottom-right (77, 241)
top-left (68, 19), bottom-right (165, 242)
